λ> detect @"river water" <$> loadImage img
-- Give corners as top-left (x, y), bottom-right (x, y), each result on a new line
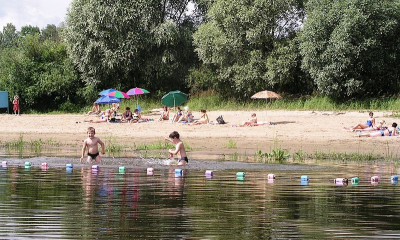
top-left (0, 160), bottom-right (399, 239)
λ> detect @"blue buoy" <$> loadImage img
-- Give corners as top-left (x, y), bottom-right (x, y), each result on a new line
top-left (391, 179), bottom-right (398, 185)
top-left (391, 175), bottom-right (398, 181)
top-left (66, 163), bottom-right (73, 168)
top-left (351, 177), bottom-right (359, 185)
top-left (24, 162), bottom-right (31, 167)
top-left (175, 169), bottom-right (183, 177)
top-left (236, 172), bottom-right (245, 178)
top-left (300, 180), bottom-right (309, 186)
top-left (301, 175), bottom-right (309, 181)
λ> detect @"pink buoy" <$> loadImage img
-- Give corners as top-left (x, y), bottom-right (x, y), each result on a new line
top-left (205, 170), bottom-right (213, 177)
top-left (1, 161), bottom-right (7, 168)
top-left (371, 176), bottom-right (379, 182)
top-left (92, 165), bottom-right (99, 170)
top-left (268, 179), bottom-right (275, 184)
top-left (268, 173), bottom-right (275, 180)
top-left (147, 168), bottom-right (154, 175)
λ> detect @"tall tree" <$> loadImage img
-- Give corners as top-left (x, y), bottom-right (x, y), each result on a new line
top-left (65, 0), bottom-right (197, 99)
top-left (1, 23), bottom-right (18, 48)
top-left (299, 0), bottom-right (400, 99)
top-left (20, 25), bottom-right (40, 37)
top-left (193, 0), bottom-right (305, 98)
top-left (41, 24), bottom-right (60, 42)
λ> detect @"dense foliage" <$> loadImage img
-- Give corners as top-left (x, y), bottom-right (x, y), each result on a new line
top-left (0, 24), bottom-right (82, 112)
top-left (299, 0), bottom-right (400, 99)
top-left (1, 0), bottom-right (400, 112)
top-left (65, 0), bottom-right (198, 101)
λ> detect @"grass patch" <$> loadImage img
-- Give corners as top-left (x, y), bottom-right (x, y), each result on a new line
top-left (134, 141), bottom-right (174, 151)
top-left (104, 137), bottom-right (125, 155)
top-left (227, 140), bottom-right (237, 149)
top-left (310, 151), bottom-right (382, 161)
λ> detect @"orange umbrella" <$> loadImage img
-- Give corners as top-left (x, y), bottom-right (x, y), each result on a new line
top-left (251, 90), bottom-right (282, 124)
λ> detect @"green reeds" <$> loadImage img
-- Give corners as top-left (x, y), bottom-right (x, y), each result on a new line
top-left (227, 140), bottom-right (237, 149)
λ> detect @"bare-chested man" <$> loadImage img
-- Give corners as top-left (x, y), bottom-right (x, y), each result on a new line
top-left (80, 127), bottom-right (105, 163)
top-left (164, 131), bottom-right (188, 166)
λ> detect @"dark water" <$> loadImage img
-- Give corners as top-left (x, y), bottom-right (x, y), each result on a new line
top-left (0, 161), bottom-right (400, 239)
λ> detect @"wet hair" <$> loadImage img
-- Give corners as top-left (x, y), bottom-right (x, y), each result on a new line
top-left (126, 107), bottom-right (130, 110)
top-left (87, 127), bottom-right (95, 134)
top-left (169, 131), bottom-right (180, 139)
top-left (392, 122), bottom-right (397, 128)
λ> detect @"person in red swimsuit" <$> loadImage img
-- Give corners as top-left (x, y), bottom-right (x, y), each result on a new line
top-left (12, 95), bottom-right (20, 116)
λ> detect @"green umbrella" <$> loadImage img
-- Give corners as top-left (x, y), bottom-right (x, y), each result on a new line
top-left (161, 90), bottom-right (188, 108)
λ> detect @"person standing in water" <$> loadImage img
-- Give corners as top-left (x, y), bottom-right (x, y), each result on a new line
top-left (165, 131), bottom-right (188, 166)
top-left (80, 127), bottom-right (105, 163)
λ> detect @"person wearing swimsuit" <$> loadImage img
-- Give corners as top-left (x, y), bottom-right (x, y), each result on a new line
top-left (344, 112), bottom-right (375, 131)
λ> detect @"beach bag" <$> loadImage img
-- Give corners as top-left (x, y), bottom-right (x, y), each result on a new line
top-left (216, 115), bottom-right (226, 124)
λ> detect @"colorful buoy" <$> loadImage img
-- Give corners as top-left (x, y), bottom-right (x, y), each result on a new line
top-left (147, 168), bottom-right (154, 176)
top-left (119, 166), bottom-right (126, 174)
top-left (205, 170), bottom-right (213, 177)
top-left (92, 165), bottom-right (99, 170)
top-left (236, 172), bottom-right (245, 178)
top-left (300, 180), bottom-right (309, 186)
top-left (24, 162), bottom-right (31, 167)
top-left (66, 163), bottom-right (73, 168)
top-left (391, 175), bottom-right (398, 181)
top-left (1, 161), bottom-right (7, 168)
top-left (301, 175), bottom-right (309, 181)
top-left (175, 169), bottom-right (183, 176)
top-left (351, 177), bottom-right (359, 185)
top-left (268, 173), bottom-right (276, 180)
top-left (371, 176), bottom-right (379, 182)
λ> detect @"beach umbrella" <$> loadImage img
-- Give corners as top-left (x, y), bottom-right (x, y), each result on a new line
top-left (108, 91), bottom-right (130, 99)
top-left (251, 90), bottom-right (282, 124)
top-left (161, 90), bottom-right (188, 108)
top-left (126, 87), bottom-right (150, 106)
top-left (99, 89), bottom-right (117, 96)
top-left (126, 87), bottom-right (150, 95)
top-left (95, 95), bottom-right (121, 104)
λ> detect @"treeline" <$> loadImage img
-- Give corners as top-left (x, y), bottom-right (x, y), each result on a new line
top-left (1, 0), bottom-right (400, 111)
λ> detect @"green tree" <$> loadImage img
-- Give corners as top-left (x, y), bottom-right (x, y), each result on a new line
top-left (0, 34), bottom-right (82, 111)
top-left (299, 0), bottom-right (400, 99)
top-left (41, 24), bottom-right (60, 42)
top-left (193, 0), bottom-right (305, 98)
top-left (1, 23), bottom-right (19, 48)
top-left (20, 25), bottom-right (40, 37)
top-left (65, 0), bottom-right (198, 100)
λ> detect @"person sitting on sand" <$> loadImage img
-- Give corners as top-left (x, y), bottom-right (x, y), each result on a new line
top-left (344, 111), bottom-right (375, 131)
top-left (177, 106), bottom-right (194, 123)
top-left (358, 122), bottom-right (398, 137)
top-left (191, 109), bottom-right (209, 125)
top-left (171, 107), bottom-right (183, 122)
top-left (241, 113), bottom-right (257, 127)
top-left (121, 107), bottom-right (132, 122)
top-left (86, 103), bottom-right (100, 115)
top-left (131, 109), bottom-right (142, 123)
top-left (111, 103), bottom-right (119, 118)
top-left (159, 106), bottom-right (169, 121)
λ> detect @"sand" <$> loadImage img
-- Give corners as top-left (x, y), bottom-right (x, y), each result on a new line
top-left (1, 110), bottom-right (399, 159)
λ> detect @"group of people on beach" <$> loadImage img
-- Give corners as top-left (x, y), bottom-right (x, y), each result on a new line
top-left (344, 112), bottom-right (399, 137)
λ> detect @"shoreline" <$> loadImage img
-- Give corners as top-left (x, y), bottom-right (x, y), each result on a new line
top-left (1, 110), bottom-right (399, 161)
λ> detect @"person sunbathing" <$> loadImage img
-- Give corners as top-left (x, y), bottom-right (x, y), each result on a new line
top-left (358, 122), bottom-right (398, 137)
top-left (191, 109), bottom-right (209, 125)
top-left (344, 111), bottom-right (375, 131)
top-left (240, 113), bottom-right (257, 127)
top-left (356, 120), bottom-right (385, 132)
top-left (86, 103), bottom-right (100, 115)
top-left (121, 107), bottom-right (132, 122)
top-left (171, 107), bottom-right (183, 122)
top-left (159, 106), bottom-right (169, 121)
top-left (177, 106), bottom-right (194, 123)
top-left (131, 109), bottom-right (142, 123)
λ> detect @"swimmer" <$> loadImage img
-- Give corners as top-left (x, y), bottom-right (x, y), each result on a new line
top-left (80, 127), bottom-right (105, 163)
top-left (164, 131), bottom-right (188, 166)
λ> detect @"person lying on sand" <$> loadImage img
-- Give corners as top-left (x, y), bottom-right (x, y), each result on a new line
top-left (344, 111), bottom-right (375, 131)
top-left (356, 120), bottom-right (385, 132)
top-left (191, 109), bottom-right (209, 125)
top-left (357, 122), bottom-right (398, 137)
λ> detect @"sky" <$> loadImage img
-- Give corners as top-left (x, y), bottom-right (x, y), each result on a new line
top-left (0, 0), bottom-right (72, 31)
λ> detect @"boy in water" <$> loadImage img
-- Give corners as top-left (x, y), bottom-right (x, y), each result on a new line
top-left (165, 131), bottom-right (188, 166)
top-left (80, 127), bottom-right (105, 163)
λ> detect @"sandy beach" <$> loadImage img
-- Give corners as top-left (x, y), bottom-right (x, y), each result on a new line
top-left (1, 110), bottom-right (399, 160)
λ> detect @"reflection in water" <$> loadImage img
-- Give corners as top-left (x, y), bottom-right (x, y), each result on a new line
top-left (0, 163), bottom-right (399, 238)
